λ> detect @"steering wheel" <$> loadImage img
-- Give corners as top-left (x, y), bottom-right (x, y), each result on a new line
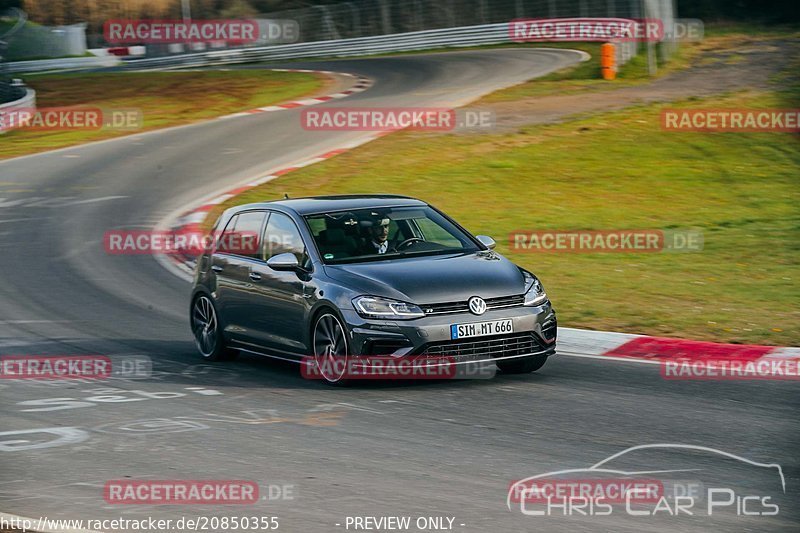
top-left (396, 237), bottom-right (425, 250)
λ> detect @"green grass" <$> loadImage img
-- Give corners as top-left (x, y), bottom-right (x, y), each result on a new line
top-left (212, 87), bottom-right (800, 346)
top-left (0, 70), bottom-right (324, 159)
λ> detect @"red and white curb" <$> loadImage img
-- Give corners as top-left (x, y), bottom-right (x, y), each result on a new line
top-left (218, 70), bottom-right (372, 119)
top-left (558, 327), bottom-right (799, 373)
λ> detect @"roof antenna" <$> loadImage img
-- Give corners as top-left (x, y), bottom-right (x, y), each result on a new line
top-left (283, 193), bottom-right (290, 199)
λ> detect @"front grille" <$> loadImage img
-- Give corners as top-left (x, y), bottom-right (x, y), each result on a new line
top-left (418, 332), bottom-right (545, 360)
top-left (422, 294), bottom-right (525, 315)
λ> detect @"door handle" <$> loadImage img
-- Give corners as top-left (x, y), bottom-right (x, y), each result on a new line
top-left (249, 272), bottom-right (262, 281)
top-left (211, 265), bottom-right (223, 273)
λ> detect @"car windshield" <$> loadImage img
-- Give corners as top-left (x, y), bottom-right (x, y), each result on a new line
top-left (304, 206), bottom-right (480, 264)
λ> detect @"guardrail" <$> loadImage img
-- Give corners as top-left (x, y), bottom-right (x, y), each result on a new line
top-left (7, 22), bottom-right (639, 73)
top-left (128, 23), bottom-right (516, 68)
top-left (6, 55), bottom-right (120, 74)
top-left (126, 22), bottom-right (636, 70)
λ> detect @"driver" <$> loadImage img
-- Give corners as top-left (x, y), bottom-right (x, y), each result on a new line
top-left (361, 216), bottom-right (393, 255)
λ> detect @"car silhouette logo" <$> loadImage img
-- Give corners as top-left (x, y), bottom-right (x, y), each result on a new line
top-left (468, 296), bottom-right (487, 315)
top-left (506, 443), bottom-right (787, 512)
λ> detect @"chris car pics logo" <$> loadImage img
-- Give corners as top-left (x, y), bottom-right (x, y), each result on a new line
top-left (507, 444), bottom-right (785, 518)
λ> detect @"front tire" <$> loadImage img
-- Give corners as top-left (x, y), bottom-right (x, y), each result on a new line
top-left (312, 310), bottom-right (351, 385)
top-left (191, 295), bottom-right (238, 361)
top-left (497, 354), bottom-right (548, 374)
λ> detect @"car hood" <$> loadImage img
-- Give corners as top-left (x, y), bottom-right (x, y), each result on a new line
top-left (323, 251), bottom-right (526, 304)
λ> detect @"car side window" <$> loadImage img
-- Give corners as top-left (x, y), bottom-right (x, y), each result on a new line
top-left (216, 214), bottom-right (238, 254)
top-left (217, 211), bottom-right (264, 258)
top-left (263, 212), bottom-right (308, 266)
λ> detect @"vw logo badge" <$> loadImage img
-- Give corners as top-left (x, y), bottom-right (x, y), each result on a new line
top-left (468, 296), bottom-right (487, 315)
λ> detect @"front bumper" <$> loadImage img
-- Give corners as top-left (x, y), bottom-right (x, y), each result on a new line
top-left (339, 301), bottom-right (556, 365)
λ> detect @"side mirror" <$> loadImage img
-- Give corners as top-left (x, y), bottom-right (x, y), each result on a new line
top-left (476, 235), bottom-right (496, 250)
top-left (267, 252), bottom-right (300, 271)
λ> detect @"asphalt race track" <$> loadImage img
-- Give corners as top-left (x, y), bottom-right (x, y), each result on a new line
top-left (0, 49), bottom-right (797, 532)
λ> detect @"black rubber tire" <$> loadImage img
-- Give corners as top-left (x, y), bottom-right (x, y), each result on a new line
top-left (311, 310), bottom-right (352, 386)
top-left (191, 295), bottom-right (238, 362)
top-left (497, 354), bottom-right (548, 374)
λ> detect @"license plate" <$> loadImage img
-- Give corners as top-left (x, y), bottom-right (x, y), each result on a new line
top-left (450, 319), bottom-right (513, 340)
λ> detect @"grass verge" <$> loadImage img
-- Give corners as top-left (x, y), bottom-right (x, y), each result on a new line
top-left (475, 41), bottom-right (696, 102)
top-left (479, 24), bottom-right (799, 102)
top-left (0, 70), bottom-right (324, 159)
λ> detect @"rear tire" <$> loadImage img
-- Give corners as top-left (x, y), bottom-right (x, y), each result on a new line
top-left (497, 354), bottom-right (548, 374)
top-left (191, 295), bottom-right (238, 361)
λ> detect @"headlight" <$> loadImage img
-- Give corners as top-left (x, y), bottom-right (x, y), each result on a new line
top-left (523, 272), bottom-right (548, 306)
top-left (352, 296), bottom-right (425, 320)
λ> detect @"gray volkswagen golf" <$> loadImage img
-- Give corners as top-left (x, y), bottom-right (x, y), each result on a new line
top-left (190, 195), bottom-right (556, 383)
